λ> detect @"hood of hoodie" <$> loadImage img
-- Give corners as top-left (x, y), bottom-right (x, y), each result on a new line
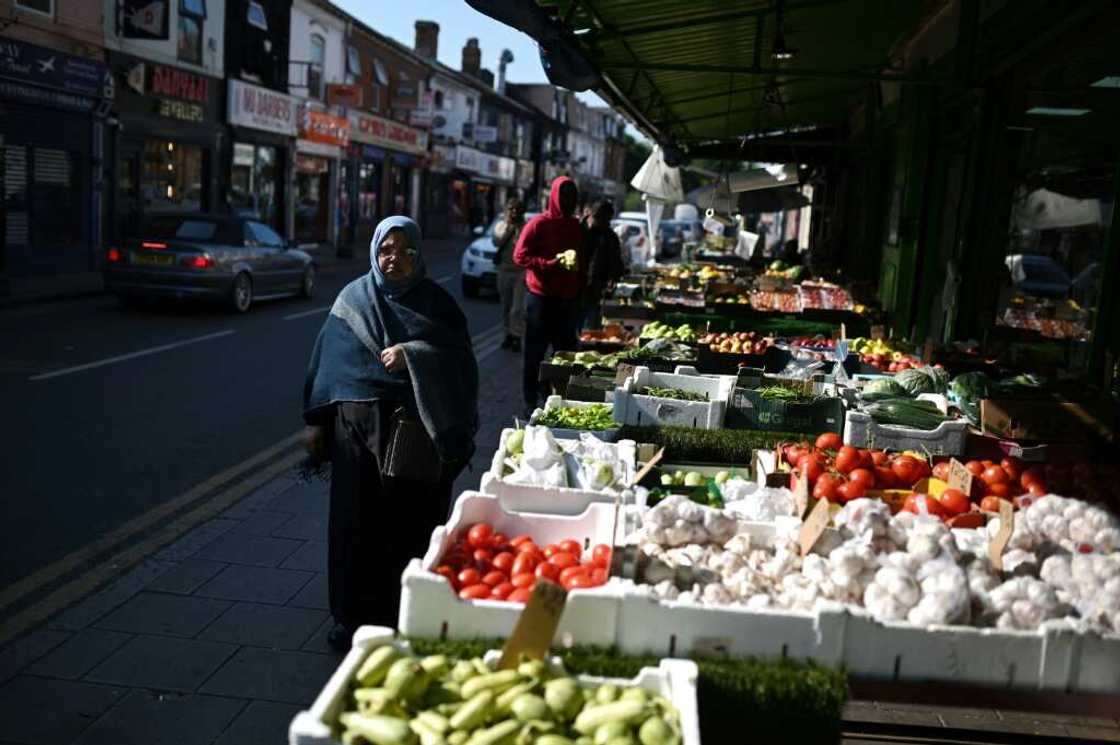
top-left (544, 175), bottom-right (576, 219)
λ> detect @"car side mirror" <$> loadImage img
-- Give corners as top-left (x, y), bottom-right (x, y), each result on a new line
top-left (473, 225), bottom-right (485, 236)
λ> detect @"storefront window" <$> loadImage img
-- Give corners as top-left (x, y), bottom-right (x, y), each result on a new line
top-left (358, 161), bottom-right (381, 223)
top-left (178, 0), bottom-right (205, 65)
top-left (390, 162), bottom-right (410, 216)
top-left (230, 142), bottom-right (280, 229)
top-left (141, 139), bottom-right (204, 213)
top-left (295, 154), bottom-right (329, 243)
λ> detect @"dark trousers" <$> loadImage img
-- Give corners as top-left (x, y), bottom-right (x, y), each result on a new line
top-left (328, 401), bottom-right (454, 630)
top-left (522, 291), bottom-right (580, 411)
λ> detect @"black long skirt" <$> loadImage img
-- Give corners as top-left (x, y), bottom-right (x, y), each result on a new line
top-left (328, 401), bottom-right (455, 631)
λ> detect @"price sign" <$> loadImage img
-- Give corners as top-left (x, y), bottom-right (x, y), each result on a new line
top-left (799, 497), bottom-right (832, 557)
top-left (793, 466), bottom-right (811, 518)
top-left (988, 499), bottom-right (1015, 571)
top-left (614, 363), bottom-right (637, 386)
top-left (947, 458), bottom-right (974, 495)
top-left (498, 580), bottom-right (568, 669)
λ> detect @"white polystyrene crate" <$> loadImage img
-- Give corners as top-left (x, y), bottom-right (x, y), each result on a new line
top-left (289, 627), bottom-right (702, 745)
top-left (481, 427), bottom-right (640, 515)
top-left (844, 410), bottom-right (969, 456)
top-left (399, 492), bottom-right (628, 646)
top-left (530, 396), bottom-right (621, 442)
top-left (614, 366), bottom-right (734, 429)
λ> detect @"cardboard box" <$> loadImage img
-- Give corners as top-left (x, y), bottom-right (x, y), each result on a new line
top-left (980, 396), bottom-right (1114, 444)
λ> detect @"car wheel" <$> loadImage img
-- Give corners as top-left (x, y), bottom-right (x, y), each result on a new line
top-left (299, 265), bottom-right (316, 299)
top-left (228, 272), bottom-right (253, 313)
top-left (461, 276), bottom-right (479, 298)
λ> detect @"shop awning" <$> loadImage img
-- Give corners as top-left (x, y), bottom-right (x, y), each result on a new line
top-left (472, 0), bottom-right (947, 157)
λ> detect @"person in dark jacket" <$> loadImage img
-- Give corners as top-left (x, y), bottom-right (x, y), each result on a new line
top-left (580, 200), bottom-right (625, 331)
top-left (513, 176), bottom-right (586, 417)
top-left (302, 216), bottom-right (479, 650)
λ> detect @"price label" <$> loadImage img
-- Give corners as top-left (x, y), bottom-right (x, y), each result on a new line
top-left (799, 497), bottom-right (832, 557)
top-left (988, 499), bottom-right (1015, 571)
top-left (629, 447), bottom-right (665, 489)
top-left (498, 580), bottom-right (568, 669)
top-left (614, 363), bottom-right (636, 386)
top-left (947, 458), bottom-right (974, 495)
top-left (793, 466), bottom-right (811, 518)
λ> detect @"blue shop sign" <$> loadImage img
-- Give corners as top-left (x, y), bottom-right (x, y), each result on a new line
top-left (0, 37), bottom-right (112, 111)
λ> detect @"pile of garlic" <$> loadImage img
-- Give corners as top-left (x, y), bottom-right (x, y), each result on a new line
top-left (632, 493), bottom-right (1120, 633)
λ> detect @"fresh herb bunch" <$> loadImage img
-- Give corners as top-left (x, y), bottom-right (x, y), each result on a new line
top-left (640, 386), bottom-right (709, 402)
top-left (618, 425), bottom-right (806, 464)
top-left (536, 403), bottom-right (615, 430)
top-left (756, 385), bottom-right (815, 403)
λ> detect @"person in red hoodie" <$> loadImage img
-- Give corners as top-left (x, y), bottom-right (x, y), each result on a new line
top-left (514, 176), bottom-right (586, 417)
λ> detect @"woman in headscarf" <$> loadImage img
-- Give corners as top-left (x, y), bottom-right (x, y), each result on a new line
top-left (302, 216), bottom-right (479, 650)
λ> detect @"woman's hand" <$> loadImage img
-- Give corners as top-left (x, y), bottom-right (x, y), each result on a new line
top-left (380, 344), bottom-right (407, 372)
top-left (302, 425), bottom-right (327, 463)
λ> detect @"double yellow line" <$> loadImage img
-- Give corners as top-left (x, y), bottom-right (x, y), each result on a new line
top-left (0, 432), bottom-right (307, 647)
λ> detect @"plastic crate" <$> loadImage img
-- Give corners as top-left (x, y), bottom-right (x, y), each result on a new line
top-left (480, 427), bottom-right (640, 515)
top-left (844, 410), bottom-right (969, 456)
top-left (398, 492), bottom-right (630, 645)
top-left (613, 366), bottom-right (734, 429)
top-left (530, 396), bottom-right (620, 442)
top-left (289, 626), bottom-right (701, 745)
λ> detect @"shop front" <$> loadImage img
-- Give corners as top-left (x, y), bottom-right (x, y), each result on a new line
top-left (0, 38), bottom-right (112, 278)
top-left (109, 55), bottom-right (223, 244)
top-left (454, 145), bottom-right (516, 232)
top-left (345, 110), bottom-right (428, 251)
top-left (423, 144), bottom-right (457, 238)
top-left (226, 79), bottom-right (298, 235)
top-left (515, 158), bottom-right (535, 205)
top-left (294, 109), bottom-right (348, 248)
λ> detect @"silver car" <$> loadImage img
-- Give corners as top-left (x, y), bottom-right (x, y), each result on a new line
top-left (104, 213), bottom-right (316, 312)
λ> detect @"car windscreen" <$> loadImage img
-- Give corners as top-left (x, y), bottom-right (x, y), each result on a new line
top-left (143, 217), bottom-right (223, 242)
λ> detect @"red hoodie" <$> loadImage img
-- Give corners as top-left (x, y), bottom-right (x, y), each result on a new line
top-left (513, 176), bottom-right (586, 300)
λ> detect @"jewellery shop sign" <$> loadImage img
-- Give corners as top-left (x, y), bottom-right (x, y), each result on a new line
top-left (116, 56), bottom-right (220, 124)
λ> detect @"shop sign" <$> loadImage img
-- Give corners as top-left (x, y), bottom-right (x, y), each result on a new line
top-left (295, 153), bottom-right (330, 174)
top-left (456, 146), bottom-right (515, 184)
top-left (0, 37), bottom-right (113, 110)
top-left (349, 111), bottom-right (428, 156)
top-left (327, 83), bottom-right (363, 108)
top-left (142, 63), bottom-right (211, 122)
top-left (228, 79), bottom-right (297, 136)
top-left (300, 109), bottom-right (350, 146)
top-left (474, 125), bottom-right (498, 144)
top-left (121, 0), bottom-right (169, 39)
top-left (430, 144), bottom-right (455, 174)
top-left (455, 145), bottom-right (481, 173)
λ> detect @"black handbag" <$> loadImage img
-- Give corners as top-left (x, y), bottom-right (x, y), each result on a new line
top-left (382, 406), bottom-right (441, 482)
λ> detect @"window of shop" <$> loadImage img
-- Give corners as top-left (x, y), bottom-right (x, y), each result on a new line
top-left (370, 58), bottom-right (388, 112)
top-left (358, 161), bottom-right (381, 224)
top-left (141, 139), bottom-right (205, 213)
top-left (178, 0), bottom-right (206, 66)
top-left (295, 154), bottom-right (329, 243)
top-left (230, 142), bottom-right (281, 229)
top-left (390, 162), bottom-right (411, 216)
top-left (346, 45), bottom-right (362, 85)
top-left (246, 1), bottom-right (267, 30)
top-left (309, 34), bottom-right (325, 100)
top-left (3, 144), bottom-right (81, 257)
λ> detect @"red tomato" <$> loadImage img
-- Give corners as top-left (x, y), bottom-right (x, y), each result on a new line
top-left (542, 544), bottom-right (560, 558)
top-left (509, 534), bottom-right (533, 548)
top-left (564, 573), bottom-right (595, 590)
top-left (938, 488), bottom-right (970, 515)
top-left (873, 466), bottom-right (897, 489)
top-left (558, 539), bottom-right (583, 558)
top-left (508, 588), bottom-right (532, 603)
top-left (796, 454), bottom-right (823, 485)
top-left (547, 552), bottom-right (579, 570)
top-left (459, 583), bottom-right (492, 600)
top-left (511, 553), bottom-right (538, 576)
top-left (492, 552), bottom-right (515, 574)
top-left (870, 450), bottom-right (888, 466)
top-left (456, 568), bottom-right (481, 587)
top-left (985, 482), bottom-right (1011, 499)
top-left (591, 544), bottom-right (612, 567)
top-left (481, 570), bottom-right (507, 587)
top-left (931, 462), bottom-right (951, 482)
top-left (903, 493), bottom-right (948, 519)
top-left (891, 456), bottom-right (923, 487)
top-left (434, 565), bottom-right (456, 585)
top-left (534, 562), bottom-right (560, 581)
top-left (1027, 481), bottom-right (1048, 497)
top-left (979, 496), bottom-right (1003, 512)
top-left (490, 582), bottom-right (514, 600)
top-left (848, 468), bottom-right (875, 491)
top-left (467, 523), bottom-right (493, 549)
top-left (813, 473), bottom-right (840, 502)
top-left (490, 532), bottom-right (510, 551)
top-left (981, 465), bottom-right (1009, 486)
top-left (815, 432), bottom-right (842, 451)
top-left (1020, 468), bottom-right (1044, 488)
top-left (836, 480), bottom-right (866, 503)
top-left (835, 446), bottom-right (861, 474)
top-left (1000, 457), bottom-right (1023, 481)
top-left (589, 567), bottom-right (608, 586)
top-left (964, 460), bottom-right (985, 477)
top-left (558, 566), bottom-right (588, 585)
top-left (511, 572), bottom-right (535, 589)
top-left (858, 449), bottom-right (874, 470)
top-left (472, 548), bottom-right (493, 563)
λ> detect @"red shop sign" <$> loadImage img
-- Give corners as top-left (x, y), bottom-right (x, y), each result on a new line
top-left (300, 110), bottom-right (350, 147)
top-left (149, 64), bottom-right (210, 103)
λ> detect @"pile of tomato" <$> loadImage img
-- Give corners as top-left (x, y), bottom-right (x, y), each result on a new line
top-left (433, 522), bottom-right (612, 603)
top-left (781, 432), bottom-right (933, 504)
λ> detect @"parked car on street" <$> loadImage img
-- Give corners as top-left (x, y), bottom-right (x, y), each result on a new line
top-left (460, 213), bottom-right (538, 297)
top-left (104, 213), bottom-right (316, 312)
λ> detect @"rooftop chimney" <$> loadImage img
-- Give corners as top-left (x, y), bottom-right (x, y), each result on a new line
top-left (414, 20), bottom-right (439, 60)
top-left (462, 38), bottom-right (481, 77)
top-left (497, 49), bottom-right (513, 94)
top-left (479, 69), bottom-right (494, 88)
